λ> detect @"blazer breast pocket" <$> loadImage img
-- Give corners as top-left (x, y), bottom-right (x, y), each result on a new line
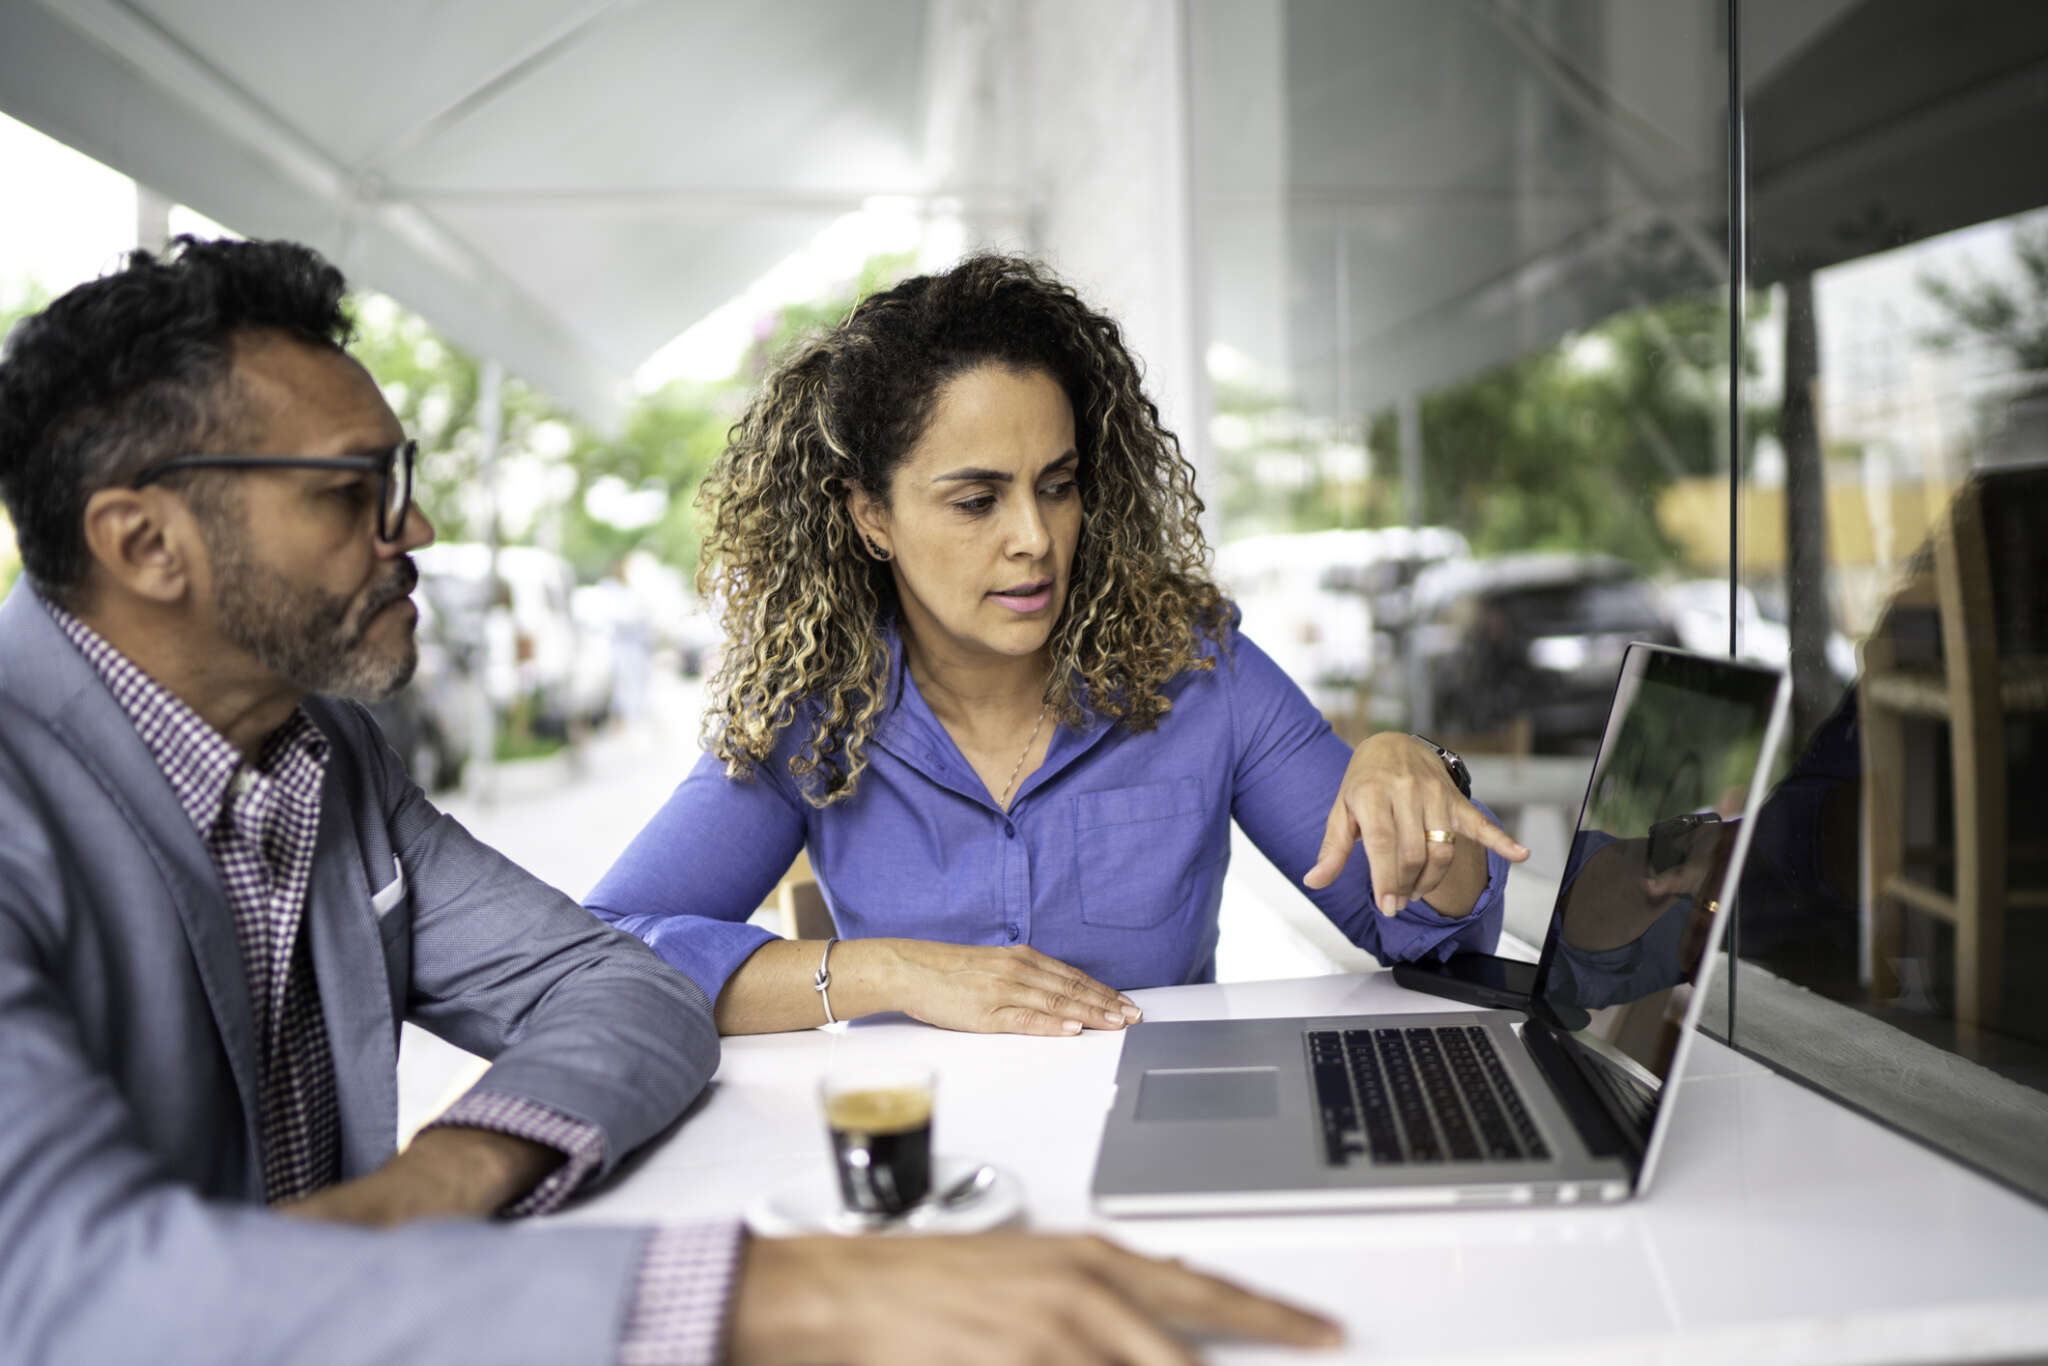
top-left (370, 856), bottom-right (413, 1013)
top-left (1072, 777), bottom-right (1220, 929)
top-left (371, 857), bottom-right (412, 943)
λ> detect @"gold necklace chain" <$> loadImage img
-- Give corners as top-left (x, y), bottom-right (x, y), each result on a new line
top-left (997, 703), bottom-right (1051, 810)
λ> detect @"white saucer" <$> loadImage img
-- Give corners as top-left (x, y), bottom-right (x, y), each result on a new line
top-left (745, 1155), bottom-right (1024, 1237)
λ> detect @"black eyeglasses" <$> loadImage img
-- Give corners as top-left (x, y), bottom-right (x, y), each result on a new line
top-left (133, 439), bottom-right (418, 543)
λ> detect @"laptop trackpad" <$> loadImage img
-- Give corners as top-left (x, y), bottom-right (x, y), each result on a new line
top-left (1135, 1068), bottom-right (1280, 1121)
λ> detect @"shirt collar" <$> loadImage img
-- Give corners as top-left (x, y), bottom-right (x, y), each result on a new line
top-left (42, 601), bottom-right (327, 834)
top-left (870, 620), bottom-right (943, 763)
top-left (868, 617), bottom-right (1111, 809)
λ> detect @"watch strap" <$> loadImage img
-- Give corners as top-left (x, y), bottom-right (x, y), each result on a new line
top-left (1410, 733), bottom-right (1473, 799)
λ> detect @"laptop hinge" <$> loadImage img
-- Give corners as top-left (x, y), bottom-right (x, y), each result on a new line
top-left (1522, 1018), bottom-right (1645, 1168)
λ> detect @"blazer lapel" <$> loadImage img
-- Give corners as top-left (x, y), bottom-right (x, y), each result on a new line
top-left (305, 776), bottom-right (399, 1180)
top-left (0, 584), bottom-right (264, 1181)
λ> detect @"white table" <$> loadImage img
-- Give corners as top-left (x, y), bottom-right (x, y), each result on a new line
top-left (552, 972), bottom-right (2048, 1365)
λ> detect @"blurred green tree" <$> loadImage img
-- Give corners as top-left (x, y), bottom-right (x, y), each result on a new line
top-left (346, 294), bottom-right (573, 549)
top-left (1919, 220), bottom-right (2048, 371)
top-left (1394, 290), bottom-right (1775, 570)
top-left (554, 381), bottom-right (738, 582)
top-left (555, 249), bottom-right (916, 585)
top-left (1218, 289), bottom-right (1775, 572)
top-left (737, 251), bottom-right (916, 383)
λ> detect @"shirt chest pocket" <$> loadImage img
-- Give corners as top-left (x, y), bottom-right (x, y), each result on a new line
top-left (1071, 777), bottom-right (1218, 929)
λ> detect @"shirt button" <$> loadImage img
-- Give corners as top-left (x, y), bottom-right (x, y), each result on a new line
top-left (1003, 821), bottom-right (1015, 838)
top-left (1006, 925), bottom-right (1020, 941)
top-left (230, 769), bottom-right (255, 798)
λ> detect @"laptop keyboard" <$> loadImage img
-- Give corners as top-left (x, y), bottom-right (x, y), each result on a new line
top-left (1308, 1026), bottom-right (1549, 1166)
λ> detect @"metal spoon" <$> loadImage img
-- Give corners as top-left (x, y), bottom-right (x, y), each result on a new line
top-left (900, 1164), bottom-right (998, 1227)
top-left (935, 1163), bottom-right (998, 1208)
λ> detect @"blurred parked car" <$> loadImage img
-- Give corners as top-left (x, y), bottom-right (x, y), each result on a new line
top-left (1404, 553), bottom-right (1680, 751)
top-left (1663, 578), bottom-right (1857, 684)
top-left (570, 581), bottom-right (635, 725)
top-left (673, 602), bottom-right (725, 678)
top-left (1216, 527), bottom-right (1470, 708)
top-left (363, 592), bottom-right (473, 791)
top-left (413, 542), bottom-right (612, 739)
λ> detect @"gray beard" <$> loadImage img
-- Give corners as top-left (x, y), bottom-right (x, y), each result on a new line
top-left (205, 524), bottom-right (419, 701)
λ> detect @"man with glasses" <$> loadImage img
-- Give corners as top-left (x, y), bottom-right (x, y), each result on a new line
top-left (0, 237), bottom-right (1335, 1364)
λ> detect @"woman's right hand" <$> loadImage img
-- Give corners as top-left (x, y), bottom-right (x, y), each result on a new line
top-left (872, 939), bottom-right (1142, 1036)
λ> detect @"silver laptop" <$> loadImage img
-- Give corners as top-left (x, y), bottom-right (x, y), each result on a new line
top-left (1092, 643), bottom-right (1791, 1215)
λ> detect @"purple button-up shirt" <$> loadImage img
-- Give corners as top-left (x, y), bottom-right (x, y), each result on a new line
top-left (589, 621), bottom-right (1506, 1002)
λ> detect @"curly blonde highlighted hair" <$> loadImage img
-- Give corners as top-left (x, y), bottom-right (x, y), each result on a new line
top-left (696, 253), bottom-right (1228, 805)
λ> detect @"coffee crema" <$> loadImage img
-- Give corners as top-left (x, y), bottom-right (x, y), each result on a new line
top-left (825, 1086), bottom-right (933, 1134)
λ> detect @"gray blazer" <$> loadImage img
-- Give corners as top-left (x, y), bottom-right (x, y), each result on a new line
top-left (0, 582), bottom-right (722, 1364)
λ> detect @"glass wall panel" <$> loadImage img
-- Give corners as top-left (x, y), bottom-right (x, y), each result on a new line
top-left (1190, 0), bottom-right (1730, 951)
top-left (1194, 0), bottom-right (2048, 1201)
top-left (1732, 3), bottom-right (2048, 1201)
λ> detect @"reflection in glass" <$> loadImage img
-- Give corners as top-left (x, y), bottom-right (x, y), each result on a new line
top-left (1735, 4), bottom-right (2048, 1202)
top-left (1192, 0), bottom-right (1733, 743)
top-left (1188, 0), bottom-right (2048, 1201)
top-left (1539, 651), bottom-right (1775, 1084)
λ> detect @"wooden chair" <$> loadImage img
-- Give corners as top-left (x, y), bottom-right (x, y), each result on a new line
top-left (1860, 468), bottom-right (2048, 1031)
top-left (1325, 684), bottom-right (1375, 748)
top-left (1432, 714), bottom-right (1535, 762)
top-left (767, 849), bottom-right (835, 942)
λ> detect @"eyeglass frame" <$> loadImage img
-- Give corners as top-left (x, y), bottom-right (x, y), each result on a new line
top-left (130, 439), bottom-right (418, 544)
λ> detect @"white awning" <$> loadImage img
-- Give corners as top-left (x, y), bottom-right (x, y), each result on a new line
top-left (7, 0), bottom-right (2044, 432)
top-left (0, 0), bottom-right (932, 426)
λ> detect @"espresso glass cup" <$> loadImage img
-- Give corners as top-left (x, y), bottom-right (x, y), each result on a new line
top-left (819, 1066), bottom-right (935, 1217)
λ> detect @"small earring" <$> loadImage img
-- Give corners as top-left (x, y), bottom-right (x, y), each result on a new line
top-left (865, 536), bottom-right (892, 562)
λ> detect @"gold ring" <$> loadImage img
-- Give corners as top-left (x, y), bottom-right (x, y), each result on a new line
top-left (1704, 899), bottom-right (1721, 915)
top-left (1425, 829), bottom-right (1456, 845)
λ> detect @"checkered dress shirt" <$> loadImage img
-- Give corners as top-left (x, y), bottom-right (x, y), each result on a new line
top-left (50, 605), bottom-right (341, 1202)
top-left (51, 604), bottom-right (743, 1361)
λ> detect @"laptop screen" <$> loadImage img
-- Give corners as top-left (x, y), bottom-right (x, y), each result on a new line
top-left (1529, 645), bottom-right (1786, 1095)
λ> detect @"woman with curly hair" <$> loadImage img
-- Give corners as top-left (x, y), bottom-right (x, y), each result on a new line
top-left (586, 254), bottom-right (1528, 1036)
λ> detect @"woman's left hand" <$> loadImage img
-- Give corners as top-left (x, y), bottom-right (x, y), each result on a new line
top-left (1304, 732), bottom-right (1529, 917)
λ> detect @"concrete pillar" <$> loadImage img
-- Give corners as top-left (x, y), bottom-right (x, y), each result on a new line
top-left (1400, 390), bottom-right (1433, 735)
top-left (921, 0), bottom-right (1211, 528)
top-left (136, 186), bottom-right (172, 253)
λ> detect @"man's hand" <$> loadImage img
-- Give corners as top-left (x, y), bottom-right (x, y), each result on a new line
top-left (730, 1232), bottom-right (1343, 1365)
top-left (276, 1126), bottom-right (561, 1227)
top-left (880, 940), bottom-right (1143, 1036)
top-left (1305, 732), bottom-right (1528, 916)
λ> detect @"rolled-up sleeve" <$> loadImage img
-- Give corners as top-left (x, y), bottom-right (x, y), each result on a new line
top-left (619, 1221), bottom-right (747, 1366)
top-left (1222, 628), bottom-right (1506, 964)
top-left (427, 1091), bottom-right (607, 1217)
top-left (586, 750), bottom-right (807, 1003)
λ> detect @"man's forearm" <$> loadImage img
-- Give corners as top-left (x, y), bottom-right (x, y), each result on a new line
top-left (279, 1126), bottom-right (562, 1227)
